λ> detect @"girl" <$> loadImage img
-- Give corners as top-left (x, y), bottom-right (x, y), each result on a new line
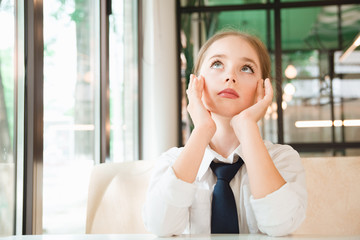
top-left (142, 30), bottom-right (307, 237)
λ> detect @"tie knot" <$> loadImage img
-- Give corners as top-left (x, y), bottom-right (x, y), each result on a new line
top-left (210, 159), bottom-right (244, 182)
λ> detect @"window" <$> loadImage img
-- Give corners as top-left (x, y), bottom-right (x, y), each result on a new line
top-left (178, 1), bottom-right (360, 156)
top-left (42, 0), bottom-right (99, 233)
top-left (0, 0), bottom-right (139, 235)
top-left (0, 0), bottom-right (16, 236)
top-left (281, 5), bottom-right (360, 156)
top-left (109, 0), bottom-right (139, 162)
top-left (180, 0), bottom-right (273, 7)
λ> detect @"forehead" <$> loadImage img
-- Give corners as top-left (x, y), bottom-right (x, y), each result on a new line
top-left (204, 35), bottom-right (260, 64)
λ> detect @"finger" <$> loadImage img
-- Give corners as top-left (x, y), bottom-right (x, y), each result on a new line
top-left (198, 75), bottom-right (205, 92)
top-left (188, 74), bottom-right (195, 90)
top-left (192, 75), bottom-right (203, 96)
top-left (190, 75), bottom-right (199, 95)
top-left (256, 79), bottom-right (265, 102)
top-left (198, 76), bottom-right (207, 105)
top-left (263, 78), bottom-right (273, 102)
top-left (188, 75), bottom-right (204, 102)
top-left (186, 74), bottom-right (196, 97)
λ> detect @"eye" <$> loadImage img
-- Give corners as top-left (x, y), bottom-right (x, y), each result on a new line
top-left (241, 65), bottom-right (254, 73)
top-left (211, 61), bottom-right (224, 69)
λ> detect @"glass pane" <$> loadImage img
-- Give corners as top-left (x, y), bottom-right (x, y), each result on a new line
top-left (282, 7), bottom-right (340, 51)
top-left (0, 0), bottom-right (15, 236)
top-left (217, 10), bottom-right (271, 45)
top-left (283, 78), bottom-right (332, 143)
top-left (282, 51), bottom-right (320, 79)
top-left (283, 50), bottom-right (333, 143)
top-left (283, 5), bottom-right (360, 51)
top-left (299, 150), bottom-right (336, 158)
top-left (344, 148), bottom-right (360, 156)
top-left (299, 147), bottom-right (360, 157)
top-left (180, 0), bottom-right (272, 7)
top-left (109, 0), bottom-right (138, 162)
top-left (281, 0), bottom-right (327, 2)
top-left (340, 5), bottom-right (360, 48)
top-left (43, 0), bottom-right (98, 233)
top-left (334, 50), bottom-right (360, 143)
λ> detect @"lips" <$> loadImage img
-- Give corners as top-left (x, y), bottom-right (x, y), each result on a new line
top-left (218, 88), bottom-right (239, 99)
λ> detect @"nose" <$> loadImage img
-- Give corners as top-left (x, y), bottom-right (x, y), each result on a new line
top-left (225, 67), bottom-right (237, 83)
top-left (225, 78), bottom-right (236, 83)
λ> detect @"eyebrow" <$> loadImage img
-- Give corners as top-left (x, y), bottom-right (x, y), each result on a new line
top-left (209, 54), bottom-right (226, 60)
top-left (208, 54), bottom-right (258, 68)
top-left (241, 57), bottom-right (258, 68)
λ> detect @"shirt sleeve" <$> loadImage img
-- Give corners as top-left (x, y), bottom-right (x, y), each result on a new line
top-left (142, 147), bottom-right (197, 236)
top-left (249, 143), bottom-right (307, 237)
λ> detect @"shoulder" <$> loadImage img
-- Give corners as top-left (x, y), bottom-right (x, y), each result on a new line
top-left (149, 147), bottom-right (184, 180)
top-left (263, 140), bottom-right (303, 171)
top-left (153, 147), bottom-right (184, 167)
top-left (264, 141), bottom-right (305, 181)
top-left (264, 140), bottom-right (300, 160)
top-left (160, 146), bottom-right (184, 160)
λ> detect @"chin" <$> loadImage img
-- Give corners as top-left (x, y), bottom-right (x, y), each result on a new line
top-left (205, 100), bottom-right (246, 118)
top-left (211, 109), bottom-right (243, 119)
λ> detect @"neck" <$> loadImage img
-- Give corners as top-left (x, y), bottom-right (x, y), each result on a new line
top-left (210, 113), bottom-right (240, 158)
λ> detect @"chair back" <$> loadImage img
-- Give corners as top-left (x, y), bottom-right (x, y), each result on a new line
top-left (86, 157), bottom-right (360, 235)
top-left (86, 160), bottom-right (156, 234)
top-left (294, 156), bottom-right (360, 235)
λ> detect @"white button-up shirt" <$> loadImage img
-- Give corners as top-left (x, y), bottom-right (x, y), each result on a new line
top-left (142, 140), bottom-right (307, 237)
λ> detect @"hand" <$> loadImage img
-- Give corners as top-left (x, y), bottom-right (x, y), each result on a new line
top-left (231, 78), bottom-right (273, 128)
top-left (186, 74), bottom-right (216, 137)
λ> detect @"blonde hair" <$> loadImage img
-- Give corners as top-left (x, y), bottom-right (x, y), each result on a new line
top-left (193, 30), bottom-right (271, 80)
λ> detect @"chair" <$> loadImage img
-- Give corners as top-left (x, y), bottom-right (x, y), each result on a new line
top-left (86, 156), bottom-right (360, 235)
top-left (294, 156), bottom-right (360, 235)
top-left (85, 159), bottom-right (156, 234)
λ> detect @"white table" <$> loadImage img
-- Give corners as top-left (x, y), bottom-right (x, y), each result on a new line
top-left (1, 234), bottom-right (360, 240)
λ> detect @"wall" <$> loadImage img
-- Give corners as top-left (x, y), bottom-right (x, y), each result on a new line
top-left (141, 0), bottom-right (179, 160)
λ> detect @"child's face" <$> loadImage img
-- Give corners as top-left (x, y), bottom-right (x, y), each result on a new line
top-left (199, 36), bottom-right (262, 118)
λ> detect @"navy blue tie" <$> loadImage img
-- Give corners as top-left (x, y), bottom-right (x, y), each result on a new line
top-left (210, 158), bottom-right (244, 233)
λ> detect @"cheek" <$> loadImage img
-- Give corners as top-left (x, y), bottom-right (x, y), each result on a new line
top-left (238, 79), bottom-right (258, 102)
top-left (239, 77), bottom-right (257, 91)
top-left (201, 74), bottom-right (219, 108)
top-left (202, 78), bottom-right (214, 104)
top-left (201, 71), bottom-right (219, 94)
top-left (249, 80), bottom-right (258, 93)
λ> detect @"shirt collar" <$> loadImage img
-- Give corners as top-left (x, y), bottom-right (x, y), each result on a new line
top-left (196, 144), bottom-right (245, 181)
